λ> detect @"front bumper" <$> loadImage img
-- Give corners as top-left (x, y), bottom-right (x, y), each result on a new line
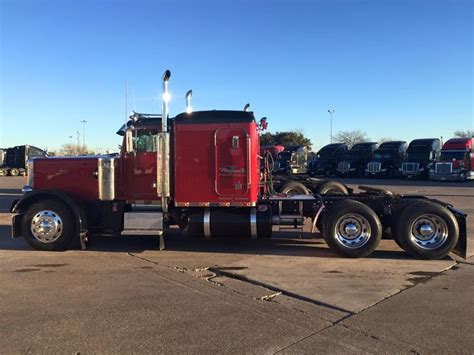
top-left (429, 171), bottom-right (473, 181)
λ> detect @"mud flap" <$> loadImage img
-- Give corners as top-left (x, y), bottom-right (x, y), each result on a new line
top-left (449, 207), bottom-right (467, 259)
top-left (11, 213), bottom-right (23, 238)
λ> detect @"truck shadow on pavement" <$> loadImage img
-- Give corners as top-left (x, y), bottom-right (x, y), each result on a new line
top-left (0, 228), bottom-right (435, 261)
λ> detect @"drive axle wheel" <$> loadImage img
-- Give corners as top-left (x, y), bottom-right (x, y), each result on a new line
top-left (321, 200), bottom-right (382, 258)
top-left (314, 181), bottom-right (348, 195)
top-left (393, 201), bottom-right (459, 260)
top-left (279, 181), bottom-right (309, 195)
top-left (22, 199), bottom-right (78, 251)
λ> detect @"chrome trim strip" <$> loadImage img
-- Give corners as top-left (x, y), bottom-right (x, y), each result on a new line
top-left (203, 208), bottom-right (211, 239)
top-left (250, 207), bottom-right (257, 239)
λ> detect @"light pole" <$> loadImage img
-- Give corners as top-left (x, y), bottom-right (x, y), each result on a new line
top-left (80, 120), bottom-right (87, 148)
top-left (328, 109), bottom-right (335, 143)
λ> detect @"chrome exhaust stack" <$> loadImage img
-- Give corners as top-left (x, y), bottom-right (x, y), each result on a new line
top-left (161, 69), bottom-right (171, 133)
top-left (158, 70), bottom-right (171, 213)
top-left (185, 90), bottom-right (193, 114)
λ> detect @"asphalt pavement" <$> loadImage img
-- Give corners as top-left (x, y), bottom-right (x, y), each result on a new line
top-left (1, 176), bottom-right (473, 353)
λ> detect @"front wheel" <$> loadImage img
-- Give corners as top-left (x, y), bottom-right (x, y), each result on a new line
top-left (22, 199), bottom-right (78, 251)
top-left (9, 168), bottom-right (20, 176)
top-left (321, 200), bottom-right (382, 258)
top-left (393, 201), bottom-right (459, 260)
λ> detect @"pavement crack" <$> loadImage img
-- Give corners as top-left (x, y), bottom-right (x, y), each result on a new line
top-left (255, 292), bottom-right (282, 302)
top-left (209, 267), bottom-right (354, 315)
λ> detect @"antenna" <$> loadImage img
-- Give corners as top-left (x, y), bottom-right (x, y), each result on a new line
top-left (125, 80), bottom-right (128, 124)
top-left (133, 88), bottom-right (136, 111)
top-left (243, 103), bottom-right (250, 112)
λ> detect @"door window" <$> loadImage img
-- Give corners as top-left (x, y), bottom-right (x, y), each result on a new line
top-left (133, 130), bottom-right (158, 152)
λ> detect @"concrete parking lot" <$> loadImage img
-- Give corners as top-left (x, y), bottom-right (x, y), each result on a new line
top-left (1, 176), bottom-right (473, 353)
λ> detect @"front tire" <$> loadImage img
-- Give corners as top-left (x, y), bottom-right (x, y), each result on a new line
top-left (22, 199), bottom-right (78, 251)
top-left (393, 201), bottom-right (459, 260)
top-left (321, 200), bottom-right (382, 258)
top-left (9, 168), bottom-right (20, 176)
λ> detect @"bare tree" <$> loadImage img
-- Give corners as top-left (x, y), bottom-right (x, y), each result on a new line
top-left (454, 130), bottom-right (474, 138)
top-left (334, 130), bottom-right (369, 148)
top-left (54, 144), bottom-right (95, 156)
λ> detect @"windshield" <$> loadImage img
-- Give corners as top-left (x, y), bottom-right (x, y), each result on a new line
top-left (346, 150), bottom-right (364, 159)
top-left (278, 152), bottom-right (292, 161)
top-left (317, 147), bottom-right (336, 157)
top-left (374, 151), bottom-right (394, 160)
top-left (440, 151), bottom-right (466, 161)
top-left (406, 151), bottom-right (429, 161)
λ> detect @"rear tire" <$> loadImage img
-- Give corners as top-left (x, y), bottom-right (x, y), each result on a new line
top-left (321, 200), bottom-right (382, 258)
top-left (279, 181), bottom-right (309, 195)
top-left (314, 181), bottom-right (348, 195)
top-left (0, 168), bottom-right (7, 177)
top-left (22, 199), bottom-right (78, 251)
top-left (393, 201), bottom-right (459, 260)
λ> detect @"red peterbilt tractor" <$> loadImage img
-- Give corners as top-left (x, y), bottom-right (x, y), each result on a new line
top-left (10, 71), bottom-right (467, 259)
top-left (429, 138), bottom-right (474, 182)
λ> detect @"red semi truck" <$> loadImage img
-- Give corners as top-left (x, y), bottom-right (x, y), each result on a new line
top-left (10, 71), bottom-right (467, 260)
top-left (429, 138), bottom-right (474, 182)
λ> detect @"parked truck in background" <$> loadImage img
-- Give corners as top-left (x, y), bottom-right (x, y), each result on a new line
top-left (336, 142), bottom-right (378, 177)
top-left (308, 143), bottom-right (347, 177)
top-left (0, 145), bottom-right (47, 176)
top-left (400, 138), bottom-right (440, 179)
top-left (429, 137), bottom-right (474, 182)
top-left (365, 141), bottom-right (407, 178)
top-left (274, 145), bottom-right (309, 175)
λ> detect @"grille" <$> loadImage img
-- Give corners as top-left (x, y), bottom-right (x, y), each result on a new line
top-left (338, 162), bottom-right (350, 172)
top-left (402, 162), bottom-right (419, 173)
top-left (435, 163), bottom-right (452, 175)
top-left (367, 162), bottom-right (381, 173)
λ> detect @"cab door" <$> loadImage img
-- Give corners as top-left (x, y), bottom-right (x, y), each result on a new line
top-left (214, 128), bottom-right (249, 197)
top-left (121, 129), bottom-right (158, 200)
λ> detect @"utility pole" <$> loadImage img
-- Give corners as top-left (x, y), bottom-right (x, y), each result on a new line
top-left (76, 130), bottom-right (80, 155)
top-left (80, 120), bottom-right (87, 148)
top-left (328, 109), bottom-right (335, 143)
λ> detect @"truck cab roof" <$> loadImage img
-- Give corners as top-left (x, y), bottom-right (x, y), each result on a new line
top-left (117, 110), bottom-right (255, 135)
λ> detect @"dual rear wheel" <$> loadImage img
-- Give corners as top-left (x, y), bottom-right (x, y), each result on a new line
top-left (321, 200), bottom-right (459, 259)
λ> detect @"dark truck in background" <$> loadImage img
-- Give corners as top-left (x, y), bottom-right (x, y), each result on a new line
top-left (336, 142), bottom-right (378, 177)
top-left (308, 143), bottom-right (347, 177)
top-left (365, 141), bottom-right (407, 178)
top-left (0, 145), bottom-right (47, 176)
top-left (400, 138), bottom-right (440, 179)
top-left (274, 145), bottom-right (309, 175)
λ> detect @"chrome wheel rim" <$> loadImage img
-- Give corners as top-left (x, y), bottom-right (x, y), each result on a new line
top-left (334, 213), bottom-right (371, 248)
top-left (409, 214), bottom-right (448, 250)
top-left (30, 210), bottom-right (63, 243)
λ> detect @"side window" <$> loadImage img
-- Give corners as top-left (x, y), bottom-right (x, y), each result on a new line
top-left (133, 129), bottom-right (158, 153)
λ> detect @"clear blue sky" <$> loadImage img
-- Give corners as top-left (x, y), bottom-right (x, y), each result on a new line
top-left (1, 0), bottom-right (472, 152)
